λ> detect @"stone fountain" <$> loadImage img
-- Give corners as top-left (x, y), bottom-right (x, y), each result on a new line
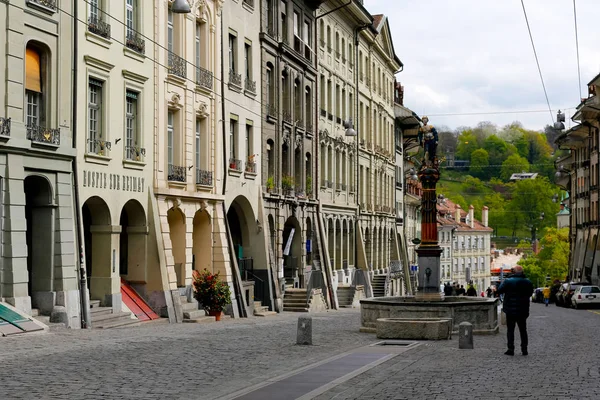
top-left (360, 119), bottom-right (499, 339)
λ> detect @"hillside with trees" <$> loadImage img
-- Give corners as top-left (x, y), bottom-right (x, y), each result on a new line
top-left (428, 121), bottom-right (565, 244)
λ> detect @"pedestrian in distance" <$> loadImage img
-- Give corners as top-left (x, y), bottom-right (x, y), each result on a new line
top-left (486, 286), bottom-right (493, 298)
top-left (497, 265), bottom-right (534, 356)
top-left (543, 285), bottom-right (551, 307)
top-left (466, 283), bottom-right (477, 297)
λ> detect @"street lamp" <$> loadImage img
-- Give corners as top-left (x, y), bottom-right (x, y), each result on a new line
top-left (554, 110), bottom-right (566, 130)
top-left (172, 0), bottom-right (192, 13)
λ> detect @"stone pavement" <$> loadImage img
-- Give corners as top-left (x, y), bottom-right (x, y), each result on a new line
top-left (0, 303), bottom-right (598, 399)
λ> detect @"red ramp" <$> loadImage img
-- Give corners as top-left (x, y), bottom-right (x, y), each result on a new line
top-left (120, 279), bottom-right (160, 321)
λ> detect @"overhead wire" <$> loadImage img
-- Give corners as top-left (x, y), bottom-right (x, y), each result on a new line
top-left (424, 108), bottom-right (575, 118)
top-left (573, 0), bottom-right (583, 100)
top-left (520, 0), bottom-right (554, 125)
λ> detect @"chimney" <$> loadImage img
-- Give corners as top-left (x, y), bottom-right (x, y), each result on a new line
top-left (468, 205), bottom-right (474, 228)
top-left (455, 204), bottom-right (462, 222)
top-left (482, 206), bottom-right (489, 227)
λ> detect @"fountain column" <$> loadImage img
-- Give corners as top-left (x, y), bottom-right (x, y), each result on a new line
top-left (415, 163), bottom-right (443, 301)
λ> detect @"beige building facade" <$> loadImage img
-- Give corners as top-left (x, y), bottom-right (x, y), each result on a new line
top-left (0, 0), bottom-right (81, 326)
top-left (75, 0), bottom-right (160, 319)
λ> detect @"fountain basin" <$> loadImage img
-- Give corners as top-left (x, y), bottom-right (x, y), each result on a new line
top-left (360, 296), bottom-right (499, 335)
top-left (376, 318), bottom-right (452, 340)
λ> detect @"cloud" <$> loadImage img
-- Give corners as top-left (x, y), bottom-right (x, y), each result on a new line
top-left (364, 0), bottom-right (600, 130)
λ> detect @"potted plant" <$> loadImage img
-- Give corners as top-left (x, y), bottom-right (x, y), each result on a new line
top-left (282, 175), bottom-right (294, 191)
top-left (191, 269), bottom-right (231, 321)
top-left (266, 176), bottom-right (275, 192)
top-left (306, 176), bottom-right (312, 196)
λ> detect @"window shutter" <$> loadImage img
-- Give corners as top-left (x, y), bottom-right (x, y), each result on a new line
top-left (126, 90), bottom-right (138, 100)
top-left (25, 48), bottom-right (42, 93)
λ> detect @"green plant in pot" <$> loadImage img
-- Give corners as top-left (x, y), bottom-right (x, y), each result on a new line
top-left (191, 269), bottom-right (231, 321)
top-left (266, 176), bottom-right (274, 192)
top-left (282, 175), bottom-right (294, 191)
top-left (306, 176), bottom-right (312, 195)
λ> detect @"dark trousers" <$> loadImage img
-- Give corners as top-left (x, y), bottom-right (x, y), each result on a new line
top-left (506, 314), bottom-right (528, 351)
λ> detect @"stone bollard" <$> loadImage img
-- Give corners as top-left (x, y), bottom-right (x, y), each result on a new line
top-left (458, 322), bottom-right (473, 349)
top-left (296, 316), bottom-right (312, 345)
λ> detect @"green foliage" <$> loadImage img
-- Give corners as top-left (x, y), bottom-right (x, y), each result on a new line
top-left (483, 192), bottom-right (507, 235)
top-left (266, 176), bottom-right (275, 191)
top-left (281, 175), bottom-right (294, 190)
top-left (469, 149), bottom-right (489, 179)
top-left (500, 154), bottom-right (530, 181)
top-left (192, 269), bottom-right (232, 313)
top-left (461, 176), bottom-right (486, 194)
top-left (521, 228), bottom-right (570, 286)
top-left (510, 177), bottom-right (560, 241)
top-left (306, 176), bottom-right (312, 194)
top-left (483, 134), bottom-right (513, 177)
top-left (456, 131), bottom-right (479, 161)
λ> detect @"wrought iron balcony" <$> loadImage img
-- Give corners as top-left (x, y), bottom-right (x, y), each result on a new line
top-left (125, 145), bottom-right (146, 161)
top-left (229, 158), bottom-right (242, 171)
top-left (229, 69), bottom-right (242, 87)
top-left (126, 32), bottom-right (145, 54)
top-left (267, 25), bottom-right (276, 38)
top-left (320, 39), bottom-right (326, 48)
top-left (306, 122), bottom-right (313, 134)
top-left (196, 66), bottom-right (213, 90)
top-left (0, 117), bottom-right (10, 137)
top-left (283, 110), bottom-right (292, 124)
top-left (168, 52), bottom-right (187, 79)
top-left (245, 161), bottom-right (257, 174)
top-left (168, 164), bottom-right (186, 182)
top-left (320, 109), bottom-right (327, 117)
top-left (326, 180), bottom-right (333, 189)
top-left (196, 169), bottom-right (213, 186)
top-left (87, 139), bottom-right (111, 156)
top-left (243, 0), bottom-right (254, 7)
top-left (245, 78), bottom-right (256, 93)
top-left (341, 183), bottom-right (347, 191)
top-left (360, 139), bottom-right (365, 147)
top-left (266, 104), bottom-right (277, 119)
top-left (88, 17), bottom-right (111, 40)
top-left (296, 119), bottom-right (304, 130)
top-left (26, 0), bottom-right (56, 11)
top-left (27, 125), bottom-right (60, 145)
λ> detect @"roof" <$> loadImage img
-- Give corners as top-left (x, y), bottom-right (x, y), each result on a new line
top-left (436, 198), bottom-right (493, 233)
top-left (372, 14), bottom-right (384, 30)
top-left (510, 172), bottom-right (538, 180)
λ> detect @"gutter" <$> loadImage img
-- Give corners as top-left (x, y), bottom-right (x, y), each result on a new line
top-left (72, 0), bottom-right (91, 328)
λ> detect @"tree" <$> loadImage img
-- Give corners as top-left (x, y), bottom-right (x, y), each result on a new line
top-left (483, 134), bottom-right (513, 178)
top-left (521, 228), bottom-right (570, 286)
top-left (469, 148), bottom-right (489, 179)
top-left (500, 154), bottom-right (530, 181)
top-left (544, 124), bottom-right (561, 151)
top-left (483, 192), bottom-right (507, 236)
top-left (456, 130), bottom-right (479, 161)
top-left (510, 177), bottom-right (560, 241)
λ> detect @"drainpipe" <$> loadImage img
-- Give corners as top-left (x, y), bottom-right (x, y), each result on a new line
top-left (220, 15), bottom-right (247, 318)
top-left (72, 0), bottom-right (91, 328)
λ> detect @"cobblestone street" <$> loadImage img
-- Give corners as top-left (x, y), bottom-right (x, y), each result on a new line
top-left (1, 303), bottom-right (599, 400)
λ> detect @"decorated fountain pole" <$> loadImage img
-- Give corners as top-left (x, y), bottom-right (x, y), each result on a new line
top-left (415, 117), bottom-right (444, 301)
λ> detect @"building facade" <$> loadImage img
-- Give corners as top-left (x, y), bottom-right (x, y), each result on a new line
top-left (555, 74), bottom-right (600, 286)
top-left (0, 0), bottom-right (81, 326)
top-left (259, 0), bottom-right (324, 309)
top-left (75, 0), bottom-right (160, 320)
top-left (437, 199), bottom-right (492, 291)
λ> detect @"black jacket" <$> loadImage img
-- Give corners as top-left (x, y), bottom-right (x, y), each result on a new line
top-left (498, 272), bottom-right (534, 317)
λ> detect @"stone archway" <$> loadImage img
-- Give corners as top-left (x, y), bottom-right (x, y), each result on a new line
top-left (24, 175), bottom-right (54, 314)
top-left (82, 196), bottom-right (113, 306)
top-left (167, 207), bottom-right (186, 287)
top-left (283, 216), bottom-right (302, 288)
top-left (119, 200), bottom-right (147, 283)
top-left (193, 209), bottom-right (212, 273)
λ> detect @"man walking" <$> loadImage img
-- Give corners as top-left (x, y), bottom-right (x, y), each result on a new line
top-left (497, 265), bottom-right (534, 356)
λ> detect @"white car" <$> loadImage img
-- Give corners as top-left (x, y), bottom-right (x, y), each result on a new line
top-left (571, 286), bottom-right (600, 309)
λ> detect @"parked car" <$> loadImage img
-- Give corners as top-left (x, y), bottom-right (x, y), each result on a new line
top-left (563, 282), bottom-right (587, 308)
top-left (532, 288), bottom-right (544, 303)
top-left (555, 283), bottom-right (569, 307)
top-left (571, 286), bottom-right (600, 309)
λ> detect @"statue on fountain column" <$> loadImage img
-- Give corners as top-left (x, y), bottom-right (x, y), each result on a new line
top-left (418, 116), bottom-right (438, 166)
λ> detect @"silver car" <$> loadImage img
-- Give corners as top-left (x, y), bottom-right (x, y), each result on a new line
top-left (571, 286), bottom-right (600, 309)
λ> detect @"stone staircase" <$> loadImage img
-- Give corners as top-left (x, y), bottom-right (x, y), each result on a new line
top-left (180, 296), bottom-right (215, 323)
top-left (283, 288), bottom-right (309, 312)
top-left (90, 300), bottom-right (141, 329)
top-left (372, 275), bottom-right (386, 297)
top-left (253, 300), bottom-right (277, 317)
top-left (336, 286), bottom-right (356, 308)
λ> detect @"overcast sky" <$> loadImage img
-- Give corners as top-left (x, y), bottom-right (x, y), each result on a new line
top-left (363, 0), bottom-right (600, 131)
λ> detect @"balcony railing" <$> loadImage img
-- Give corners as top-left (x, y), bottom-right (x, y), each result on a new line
top-left (374, 205), bottom-right (382, 212)
top-left (88, 17), bottom-right (111, 39)
top-left (245, 161), bottom-right (257, 174)
top-left (27, 0), bottom-right (57, 11)
top-left (126, 32), bottom-right (145, 54)
top-left (306, 122), bottom-right (313, 134)
top-left (326, 180), bottom-right (333, 189)
top-left (27, 125), bottom-right (60, 145)
top-left (245, 78), bottom-right (256, 93)
top-left (196, 66), bottom-right (213, 90)
top-left (0, 117), bottom-right (10, 137)
top-left (229, 158), bottom-right (242, 171)
top-left (196, 169), bottom-right (213, 186)
top-left (266, 104), bottom-right (277, 119)
top-left (296, 119), bottom-right (304, 130)
top-left (243, 0), bottom-right (254, 7)
top-left (125, 145), bottom-right (146, 161)
top-left (267, 25), bottom-right (276, 38)
top-left (320, 109), bottom-right (327, 117)
top-left (336, 182), bottom-right (342, 191)
top-left (168, 52), bottom-right (187, 79)
top-left (229, 69), bottom-right (242, 87)
top-left (282, 110), bottom-right (292, 124)
top-left (87, 139), bottom-right (111, 156)
top-left (168, 164), bottom-right (186, 182)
